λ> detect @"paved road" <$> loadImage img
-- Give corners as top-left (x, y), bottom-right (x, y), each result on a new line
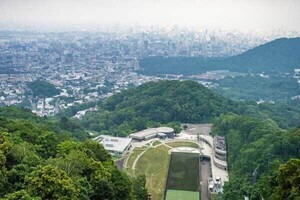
top-left (181, 123), bottom-right (213, 135)
top-left (200, 158), bottom-right (211, 200)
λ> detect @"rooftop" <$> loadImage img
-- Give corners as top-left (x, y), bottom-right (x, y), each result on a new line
top-left (129, 127), bottom-right (174, 139)
top-left (93, 135), bottom-right (132, 153)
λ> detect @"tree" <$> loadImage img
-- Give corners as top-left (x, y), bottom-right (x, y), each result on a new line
top-left (25, 165), bottom-right (79, 200)
top-left (9, 142), bottom-right (37, 164)
top-left (2, 190), bottom-right (41, 200)
top-left (56, 140), bottom-right (80, 156)
top-left (47, 150), bottom-right (89, 177)
top-left (110, 169), bottom-right (133, 200)
top-left (36, 132), bottom-right (59, 158)
top-left (73, 178), bottom-right (92, 200)
top-left (82, 140), bottom-right (111, 162)
top-left (133, 174), bottom-right (148, 200)
top-left (90, 178), bottom-right (114, 200)
top-left (0, 132), bottom-right (13, 155)
top-left (28, 80), bottom-right (60, 98)
top-left (271, 159), bottom-right (300, 200)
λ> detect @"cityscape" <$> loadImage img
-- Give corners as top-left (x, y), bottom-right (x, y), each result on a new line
top-left (1, 27), bottom-right (299, 116)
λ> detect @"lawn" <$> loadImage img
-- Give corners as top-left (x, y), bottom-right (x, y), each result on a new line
top-left (153, 140), bottom-right (162, 146)
top-left (135, 145), bottom-right (171, 200)
top-left (167, 141), bottom-right (199, 148)
top-left (124, 148), bottom-right (146, 175)
top-left (165, 190), bottom-right (199, 200)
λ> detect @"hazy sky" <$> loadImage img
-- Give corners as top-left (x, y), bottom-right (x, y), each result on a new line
top-left (1, 0), bottom-right (300, 31)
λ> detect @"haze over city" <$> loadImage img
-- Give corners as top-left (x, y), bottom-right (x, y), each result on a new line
top-left (1, 0), bottom-right (300, 31)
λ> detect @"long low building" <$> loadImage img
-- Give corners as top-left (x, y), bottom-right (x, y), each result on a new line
top-left (93, 135), bottom-right (132, 157)
top-left (129, 127), bottom-right (175, 141)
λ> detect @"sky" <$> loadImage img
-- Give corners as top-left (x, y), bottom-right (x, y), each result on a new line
top-left (1, 0), bottom-right (300, 31)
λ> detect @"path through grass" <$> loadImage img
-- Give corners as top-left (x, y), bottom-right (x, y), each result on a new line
top-left (135, 145), bottom-right (171, 200)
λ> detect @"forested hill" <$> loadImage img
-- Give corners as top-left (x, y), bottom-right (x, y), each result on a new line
top-left (227, 37), bottom-right (300, 72)
top-left (139, 37), bottom-right (300, 75)
top-left (80, 80), bottom-right (300, 135)
top-left (80, 80), bottom-right (239, 136)
top-left (103, 80), bottom-right (235, 122)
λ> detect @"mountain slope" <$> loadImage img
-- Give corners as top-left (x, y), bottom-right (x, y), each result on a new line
top-left (80, 80), bottom-right (238, 136)
top-left (139, 37), bottom-right (300, 75)
top-left (226, 37), bottom-right (300, 72)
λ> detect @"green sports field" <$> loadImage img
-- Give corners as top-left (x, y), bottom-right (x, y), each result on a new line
top-left (165, 190), bottom-right (199, 200)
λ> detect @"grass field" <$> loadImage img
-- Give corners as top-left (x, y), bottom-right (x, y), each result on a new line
top-left (135, 145), bottom-right (171, 200)
top-left (153, 140), bottom-right (162, 146)
top-left (165, 190), bottom-right (199, 200)
top-left (126, 148), bottom-right (146, 170)
top-left (167, 141), bottom-right (199, 148)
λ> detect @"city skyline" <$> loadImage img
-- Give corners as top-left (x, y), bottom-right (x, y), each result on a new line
top-left (1, 0), bottom-right (300, 31)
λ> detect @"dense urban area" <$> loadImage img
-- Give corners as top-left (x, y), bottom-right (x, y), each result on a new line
top-left (1, 28), bottom-right (299, 116)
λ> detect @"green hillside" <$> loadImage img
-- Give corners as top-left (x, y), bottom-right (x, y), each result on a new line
top-left (79, 80), bottom-right (300, 136)
top-left (228, 38), bottom-right (300, 72)
top-left (80, 80), bottom-right (237, 136)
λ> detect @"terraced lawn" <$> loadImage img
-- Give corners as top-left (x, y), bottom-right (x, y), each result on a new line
top-left (135, 145), bottom-right (171, 200)
top-left (124, 140), bottom-right (201, 200)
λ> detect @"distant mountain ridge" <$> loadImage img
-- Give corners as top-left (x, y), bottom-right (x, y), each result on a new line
top-left (139, 37), bottom-right (300, 75)
top-left (226, 37), bottom-right (300, 72)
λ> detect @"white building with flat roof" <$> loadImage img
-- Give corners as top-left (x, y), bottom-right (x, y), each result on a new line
top-left (93, 135), bottom-right (132, 157)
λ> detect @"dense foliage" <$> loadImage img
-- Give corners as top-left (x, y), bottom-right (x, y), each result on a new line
top-left (77, 80), bottom-right (300, 136)
top-left (0, 107), bottom-right (147, 200)
top-left (79, 80), bottom-right (237, 136)
top-left (28, 80), bottom-right (60, 98)
top-left (0, 106), bottom-right (88, 140)
top-left (212, 114), bottom-right (300, 199)
top-left (139, 38), bottom-right (300, 75)
top-left (215, 74), bottom-right (300, 102)
top-left (250, 101), bottom-right (300, 129)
